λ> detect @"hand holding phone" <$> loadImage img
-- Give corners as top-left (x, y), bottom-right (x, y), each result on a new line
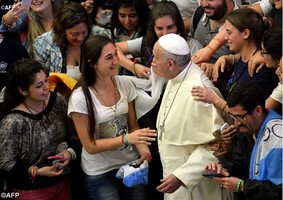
top-left (202, 169), bottom-right (226, 178)
top-left (21, 0), bottom-right (31, 8)
top-left (49, 156), bottom-right (70, 174)
top-left (220, 123), bottom-right (229, 132)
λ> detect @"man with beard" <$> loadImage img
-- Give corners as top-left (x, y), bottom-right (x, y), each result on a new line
top-left (189, 0), bottom-right (238, 64)
top-left (207, 82), bottom-right (282, 200)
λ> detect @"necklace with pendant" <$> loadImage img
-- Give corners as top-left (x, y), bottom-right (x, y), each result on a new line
top-left (92, 77), bottom-right (118, 118)
top-left (159, 62), bottom-right (191, 136)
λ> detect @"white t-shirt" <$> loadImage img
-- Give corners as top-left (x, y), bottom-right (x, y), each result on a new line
top-left (68, 76), bottom-right (139, 175)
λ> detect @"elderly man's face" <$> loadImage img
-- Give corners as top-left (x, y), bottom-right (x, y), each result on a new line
top-left (152, 42), bottom-right (171, 79)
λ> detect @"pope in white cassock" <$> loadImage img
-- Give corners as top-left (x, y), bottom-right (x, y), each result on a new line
top-left (152, 33), bottom-right (234, 200)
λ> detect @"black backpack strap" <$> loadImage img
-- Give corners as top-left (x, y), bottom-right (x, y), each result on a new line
top-left (192, 6), bottom-right (205, 31)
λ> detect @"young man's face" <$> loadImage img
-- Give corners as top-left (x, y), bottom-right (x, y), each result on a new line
top-left (201, 0), bottom-right (228, 20)
top-left (229, 104), bottom-right (258, 136)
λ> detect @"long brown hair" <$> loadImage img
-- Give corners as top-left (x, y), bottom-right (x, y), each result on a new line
top-left (75, 35), bottom-right (115, 141)
top-left (27, 0), bottom-right (62, 55)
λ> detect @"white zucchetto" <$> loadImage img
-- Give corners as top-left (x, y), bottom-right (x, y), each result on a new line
top-left (158, 33), bottom-right (190, 55)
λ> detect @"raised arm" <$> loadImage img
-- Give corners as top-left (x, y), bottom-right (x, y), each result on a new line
top-left (192, 29), bottom-right (226, 64)
top-left (116, 41), bottom-right (150, 79)
top-left (1, 2), bottom-right (29, 30)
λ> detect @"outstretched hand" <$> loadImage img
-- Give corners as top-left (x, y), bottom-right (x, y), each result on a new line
top-left (2, 2), bottom-right (29, 27)
top-left (248, 51), bottom-right (266, 77)
top-left (212, 56), bottom-right (228, 82)
top-left (128, 128), bottom-right (157, 145)
top-left (200, 63), bottom-right (214, 78)
top-left (134, 63), bottom-right (150, 79)
top-left (191, 86), bottom-right (217, 104)
top-left (81, 0), bottom-right (94, 14)
top-left (192, 47), bottom-right (213, 64)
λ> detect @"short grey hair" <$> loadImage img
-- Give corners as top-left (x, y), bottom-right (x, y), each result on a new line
top-left (159, 45), bottom-right (191, 68)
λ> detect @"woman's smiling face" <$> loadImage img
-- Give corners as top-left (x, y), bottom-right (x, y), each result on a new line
top-left (31, 0), bottom-right (52, 12)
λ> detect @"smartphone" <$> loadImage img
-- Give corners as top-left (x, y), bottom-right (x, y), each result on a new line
top-left (220, 123), bottom-right (229, 132)
top-left (202, 169), bottom-right (226, 178)
top-left (47, 155), bottom-right (64, 160)
top-left (21, 0), bottom-right (31, 8)
top-left (51, 158), bottom-right (70, 174)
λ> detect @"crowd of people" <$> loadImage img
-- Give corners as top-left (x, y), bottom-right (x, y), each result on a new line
top-left (0, 0), bottom-right (282, 200)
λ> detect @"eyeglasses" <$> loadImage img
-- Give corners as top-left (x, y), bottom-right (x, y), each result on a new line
top-left (229, 111), bottom-right (249, 121)
top-left (260, 49), bottom-right (270, 57)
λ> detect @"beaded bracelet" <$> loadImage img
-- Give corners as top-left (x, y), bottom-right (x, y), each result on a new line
top-left (1, 16), bottom-right (12, 28)
top-left (121, 134), bottom-right (125, 145)
top-left (29, 165), bottom-right (38, 179)
top-left (236, 179), bottom-right (243, 192)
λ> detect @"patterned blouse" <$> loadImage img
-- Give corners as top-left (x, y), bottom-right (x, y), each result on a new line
top-left (0, 92), bottom-right (76, 190)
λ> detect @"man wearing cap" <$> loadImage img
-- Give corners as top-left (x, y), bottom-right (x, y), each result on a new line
top-left (152, 33), bottom-right (233, 200)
